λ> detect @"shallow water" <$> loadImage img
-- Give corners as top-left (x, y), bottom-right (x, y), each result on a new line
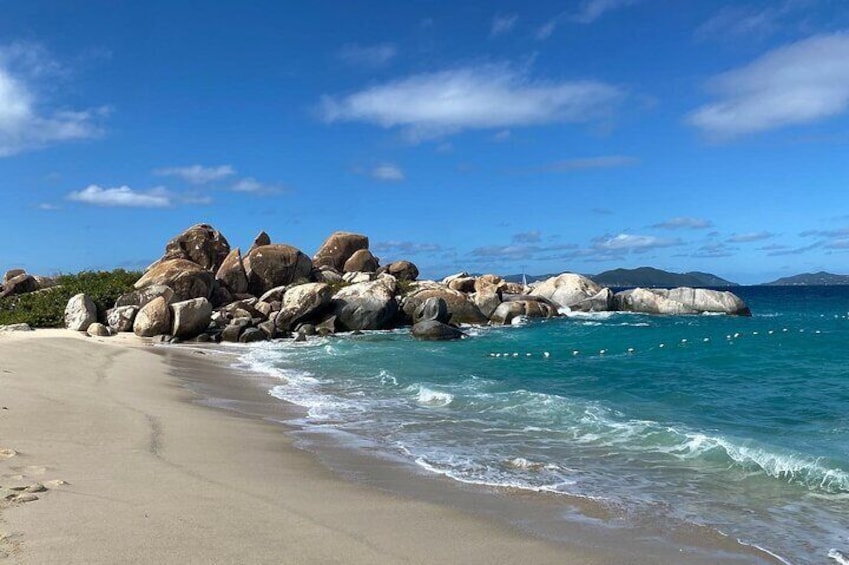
top-left (238, 286), bottom-right (849, 565)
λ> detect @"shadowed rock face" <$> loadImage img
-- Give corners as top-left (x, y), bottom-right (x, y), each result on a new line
top-left (313, 232), bottom-right (369, 271)
top-left (0, 273), bottom-right (37, 298)
top-left (163, 223), bottom-right (231, 272)
top-left (215, 248), bottom-right (249, 294)
top-left (244, 244), bottom-right (313, 296)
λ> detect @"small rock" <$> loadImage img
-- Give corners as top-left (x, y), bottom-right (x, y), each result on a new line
top-left (86, 323), bottom-right (114, 337)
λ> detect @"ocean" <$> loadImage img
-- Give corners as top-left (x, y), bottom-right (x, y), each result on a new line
top-left (236, 286), bottom-right (849, 564)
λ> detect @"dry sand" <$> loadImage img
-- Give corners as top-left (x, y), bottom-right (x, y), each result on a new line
top-left (0, 330), bottom-right (775, 564)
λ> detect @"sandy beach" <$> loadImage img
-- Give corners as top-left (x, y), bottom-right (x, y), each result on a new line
top-left (0, 331), bottom-right (779, 564)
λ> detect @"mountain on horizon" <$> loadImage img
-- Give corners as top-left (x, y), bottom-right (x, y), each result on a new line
top-left (763, 271), bottom-right (849, 286)
top-left (501, 267), bottom-right (737, 288)
top-left (591, 267), bottom-right (737, 288)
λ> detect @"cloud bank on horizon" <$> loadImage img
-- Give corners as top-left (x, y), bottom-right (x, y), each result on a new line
top-left (1, 1), bottom-right (848, 284)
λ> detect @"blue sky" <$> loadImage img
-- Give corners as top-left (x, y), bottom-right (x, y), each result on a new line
top-left (2, 0), bottom-right (848, 284)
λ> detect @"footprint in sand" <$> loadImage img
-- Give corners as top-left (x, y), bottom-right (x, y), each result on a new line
top-left (0, 449), bottom-right (17, 460)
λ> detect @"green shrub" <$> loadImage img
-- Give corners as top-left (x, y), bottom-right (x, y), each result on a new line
top-left (0, 269), bottom-right (141, 328)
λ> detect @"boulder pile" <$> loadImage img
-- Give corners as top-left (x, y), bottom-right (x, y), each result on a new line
top-left (54, 223), bottom-right (751, 342)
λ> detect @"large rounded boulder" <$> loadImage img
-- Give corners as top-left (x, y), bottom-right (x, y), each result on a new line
top-left (274, 282), bottom-right (333, 332)
top-left (0, 273), bottom-right (38, 298)
top-left (134, 259), bottom-right (215, 302)
top-left (615, 287), bottom-right (750, 316)
top-left (332, 278), bottom-right (398, 331)
top-left (162, 223), bottom-right (230, 271)
top-left (343, 249), bottom-right (379, 273)
top-left (403, 288), bottom-right (488, 325)
top-left (64, 293), bottom-right (97, 331)
top-left (313, 232), bottom-right (369, 271)
top-left (383, 260), bottom-right (418, 282)
top-left (171, 298), bottom-right (213, 338)
top-left (244, 244), bottom-right (313, 296)
top-left (529, 273), bottom-right (609, 312)
top-left (133, 296), bottom-right (172, 337)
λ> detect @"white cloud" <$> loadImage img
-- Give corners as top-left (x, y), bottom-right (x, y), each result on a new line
top-left (36, 203), bottom-right (60, 211)
top-left (688, 33), bottom-right (849, 138)
top-left (320, 64), bottom-right (624, 140)
top-left (727, 231), bottom-right (774, 243)
top-left (338, 43), bottom-right (397, 68)
top-left (370, 163), bottom-right (405, 182)
top-left (155, 164), bottom-right (235, 184)
top-left (545, 155), bottom-right (639, 171)
top-left (652, 216), bottom-right (713, 230)
top-left (0, 44), bottom-right (105, 157)
top-left (68, 185), bottom-right (171, 208)
top-left (535, 20), bottom-right (558, 41)
top-left (593, 233), bottom-right (681, 253)
top-left (491, 14), bottom-right (518, 36)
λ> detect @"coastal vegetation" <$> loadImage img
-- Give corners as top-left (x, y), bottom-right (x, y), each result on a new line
top-left (0, 269), bottom-right (140, 327)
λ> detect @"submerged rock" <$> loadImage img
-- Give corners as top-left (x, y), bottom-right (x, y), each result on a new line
top-left (411, 320), bottom-right (464, 341)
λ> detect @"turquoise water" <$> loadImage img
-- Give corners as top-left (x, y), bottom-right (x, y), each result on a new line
top-left (240, 287), bottom-right (849, 564)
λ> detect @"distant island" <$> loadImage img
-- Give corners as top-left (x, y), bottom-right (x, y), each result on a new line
top-left (763, 271), bottom-right (849, 286)
top-left (502, 267), bottom-right (737, 288)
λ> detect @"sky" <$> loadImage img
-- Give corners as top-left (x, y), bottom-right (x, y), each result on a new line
top-left (1, 0), bottom-right (849, 284)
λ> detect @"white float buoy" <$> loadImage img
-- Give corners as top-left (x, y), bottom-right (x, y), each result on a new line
top-left (513, 352), bottom-right (519, 357)
top-left (782, 328), bottom-right (788, 332)
top-left (703, 337), bottom-right (710, 342)
top-left (543, 352), bottom-right (550, 358)
top-left (526, 353), bottom-right (532, 357)
top-left (768, 330), bottom-right (774, 335)
top-left (753, 331), bottom-right (759, 336)
top-left (734, 332), bottom-right (740, 338)
top-left (599, 349), bottom-right (606, 355)
top-left (627, 347), bottom-right (635, 354)
top-left (659, 343), bottom-right (665, 348)
top-left (681, 338), bottom-right (688, 344)
top-left (815, 330), bottom-right (821, 334)
top-left (572, 350), bottom-right (579, 356)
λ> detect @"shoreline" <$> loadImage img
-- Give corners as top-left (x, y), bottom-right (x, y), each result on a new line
top-left (1, 330), bottom-right (780, 563)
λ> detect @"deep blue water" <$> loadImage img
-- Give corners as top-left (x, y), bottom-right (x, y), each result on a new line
top-left (239, 286), bottom-right (849, 564)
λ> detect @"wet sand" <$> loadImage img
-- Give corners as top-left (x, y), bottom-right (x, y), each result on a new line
top-left (0, 330), bottom-right (777, 564)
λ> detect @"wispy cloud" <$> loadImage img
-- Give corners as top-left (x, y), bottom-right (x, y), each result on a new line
top-left (320, 64), bottom-right (624, 140)
top-left (337, 43), bottom-right (397, 68)
top-left (371, 241), bottom-right (445, 256)
top-left (536, 0), bottom-right (638, 39)
top-left (688, 32), bottom-right (849, 139)
top-left (491, 13), bottom-right (518, 37)
top-left (800, 226), bottom-right (849, 238)
top-left (67, 185), bottom-right (171, 208)
top-left (36, 203), bottom-right (60, 211)
top-left (0, 43), bottom-right (107, 157)
top-left (695, 1), bottom-right (811, 42)
top-left (512, 231), bottom-right (542, 244)
top-left (369, 163), bottom-right (405, 182)
top-left (766, 241), bottom-right (821, 256)
top-left (492, 129), bottom-right (511, 142)
top-left (543, 155), bottom-right (639, 172)
top-left (727, 231), bottom-right (774, 243)
top-left (592, 233), bottom-right (682, 253)
top-left (154, 164), bottom-right (235, 184)
top-left (652, 216), bottom-right (713, 230)
top-left (231, 177), bottom-right (283, 194)
top-left (573, 0), bottom-right (639, 24)
top-left (692, 242), bottom-right (736, 258)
